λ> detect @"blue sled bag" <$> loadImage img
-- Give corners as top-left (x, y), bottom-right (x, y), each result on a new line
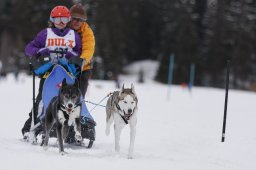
top-left (38, 64), bottom-right (93, 121)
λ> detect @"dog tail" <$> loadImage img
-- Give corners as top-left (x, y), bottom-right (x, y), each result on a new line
top-left (106, 99), bottom-right (112, 122)
top-left (106, 92), bottom-right (118, 122)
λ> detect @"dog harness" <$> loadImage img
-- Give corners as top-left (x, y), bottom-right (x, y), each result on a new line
top-left (115, 103), bottom-right (133, 124)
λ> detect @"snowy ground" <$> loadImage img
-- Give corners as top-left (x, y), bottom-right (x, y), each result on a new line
top-left (0, 72), bottom-right (256, 170)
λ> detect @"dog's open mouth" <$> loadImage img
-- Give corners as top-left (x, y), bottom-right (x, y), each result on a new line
top-left (123, 111), bottom-right (132, 120)
top-left (66, 108), bottom-right (73, 113)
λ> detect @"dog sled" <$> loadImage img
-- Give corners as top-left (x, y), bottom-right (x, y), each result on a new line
top-left (26, 50), bottom-right (96, 148)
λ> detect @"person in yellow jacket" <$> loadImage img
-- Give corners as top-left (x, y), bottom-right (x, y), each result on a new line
top-left (69, 3), bottom-right (95, 97)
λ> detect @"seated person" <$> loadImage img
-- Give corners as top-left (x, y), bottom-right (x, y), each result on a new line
top-left (21, 5), bottom-right (95, 147)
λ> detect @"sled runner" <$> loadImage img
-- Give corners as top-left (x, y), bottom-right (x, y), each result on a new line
top-left (28, 51), bottom-right (95, 148)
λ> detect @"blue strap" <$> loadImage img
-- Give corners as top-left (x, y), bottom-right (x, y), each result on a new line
top-left (34, 58), bottom-right (80, 77)
top-left (58, 58), bottom-right (79, 77)
top-left (34, 62), bottom-right (53, 75)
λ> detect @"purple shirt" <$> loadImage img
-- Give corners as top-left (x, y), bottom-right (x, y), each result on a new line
top-left (25, 27), bottom-right (82, 57)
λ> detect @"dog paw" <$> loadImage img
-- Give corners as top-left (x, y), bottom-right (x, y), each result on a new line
top-left (23, 132), bottom-right (29, 141)
top-left (43, 145), bottom-right (48, 151)
top-left (60, 151), bottom-right (67, 156)
top-left (127, 155), bottom-right (134, 159)
top-left (75, 140), bottom-right (85, 146)
top-left (75, 134), bottom-right (82, 141)
top-left (115, 147), bottom-right (120, 153)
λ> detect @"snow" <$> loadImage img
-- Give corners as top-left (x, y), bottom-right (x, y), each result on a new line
top-left (1, 67), bottom-right (256, 170)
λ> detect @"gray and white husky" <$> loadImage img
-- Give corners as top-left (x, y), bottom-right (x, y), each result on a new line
top-left (105, 84), bottom-right (138, 159)
top-left (43, 78), bottom-right (82, 155)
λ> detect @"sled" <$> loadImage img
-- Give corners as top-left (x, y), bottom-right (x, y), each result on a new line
top-left (28, 51), bottom-right (95, 148)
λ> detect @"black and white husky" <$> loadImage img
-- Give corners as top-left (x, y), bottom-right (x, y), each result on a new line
top-left (43, 78), bottom-right (82, 155)
top-left (105, 84), bottom-right (138, 159)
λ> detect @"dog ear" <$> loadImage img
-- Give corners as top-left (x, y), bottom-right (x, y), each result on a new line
top-left (62, 78), bottom-right (67, 87)
top-left (131, 83), bottom-right (136, 94)
top-left (119, 84), bottom-right (124, 96)
top-left (74, 79), bottom-right (79, 88)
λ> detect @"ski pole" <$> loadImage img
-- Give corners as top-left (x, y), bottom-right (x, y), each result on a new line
top-left (28, 61), bottom-right (37, 144)
top-left (221, 60), bottom-right (230, 142)
top-left (29, 61), bottom-right (36, 130)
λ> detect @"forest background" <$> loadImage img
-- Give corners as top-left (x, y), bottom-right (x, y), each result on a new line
top-left (0, 0), bottom-right (256, 90)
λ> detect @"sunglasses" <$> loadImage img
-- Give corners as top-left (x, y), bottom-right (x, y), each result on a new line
top-left (72, 17), bottom-right (87, 22)
top-left (51, 17), bottom-right (70, 24)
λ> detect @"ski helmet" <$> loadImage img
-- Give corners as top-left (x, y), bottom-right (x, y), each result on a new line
top-left (50, 6), bottom-right (70, 18)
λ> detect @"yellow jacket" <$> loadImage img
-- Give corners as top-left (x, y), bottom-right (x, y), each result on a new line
top-left (77, 22), bottom-right (95, 71)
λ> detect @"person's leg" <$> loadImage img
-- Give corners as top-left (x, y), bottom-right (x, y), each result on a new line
top-left (79, 70), bottom-right (92, 98)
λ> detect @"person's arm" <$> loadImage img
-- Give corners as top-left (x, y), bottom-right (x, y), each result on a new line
top-left (72, 31), bottom-right (82, 56)
top-left (80, 23), bottom-right (95, 64)
top-left (25, 29), bottom-right (47, 57)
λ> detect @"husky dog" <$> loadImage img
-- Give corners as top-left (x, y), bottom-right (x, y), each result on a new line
top-left (43, 78), bottom-right (82, 155)
top-left (105, 84), bottom-right (138, 159)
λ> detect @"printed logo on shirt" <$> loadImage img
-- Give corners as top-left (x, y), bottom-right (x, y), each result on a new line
top-left (47, 38), bottom-right (74, 48)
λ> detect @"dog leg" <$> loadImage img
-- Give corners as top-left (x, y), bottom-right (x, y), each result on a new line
top-left (62, 125), bottom-right (70, 141)
top-left (43, 131), bottom-right (50, 150)
top-left (114, 123), bottom-right (124, 153)
top-left (128, 124), bottom-right (136, 159)
top-left (43, 120), bottom-right (54, 150)
top-left (74, 118), bottom-right (82, 142)
top-left (105, 115), bottom-right (114, 136)
top-left (56, 123), bottom-right (65, 155)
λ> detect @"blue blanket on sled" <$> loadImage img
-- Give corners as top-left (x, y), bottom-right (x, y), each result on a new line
top-left (37, 65), bottom-right (93, 120)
